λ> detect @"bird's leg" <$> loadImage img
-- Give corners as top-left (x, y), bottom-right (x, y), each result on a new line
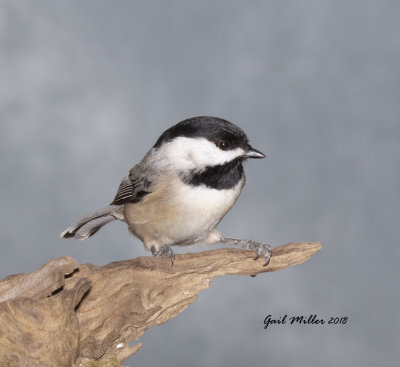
top-left (151, 245), bottom-right (175, 266)
top-left (220, 237), bottom-right (272, 266)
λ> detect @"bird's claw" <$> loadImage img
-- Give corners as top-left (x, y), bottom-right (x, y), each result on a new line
top-left (151, 245), bottom-right (175, 266)
top-left (221, 237), bottom-right (272, 266)
top-left (243, 241), bottom-right (272, 266)
top-left (249, 242), bottom-right (272, 266)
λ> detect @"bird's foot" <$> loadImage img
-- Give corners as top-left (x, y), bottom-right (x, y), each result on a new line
top-left (151, 245), bottom-right (175, 266)
top-left (221, 237), bottom-right (272, 266)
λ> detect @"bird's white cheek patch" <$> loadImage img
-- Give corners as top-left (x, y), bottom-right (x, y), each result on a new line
top-left (162, 137), bottom-right (245, 169)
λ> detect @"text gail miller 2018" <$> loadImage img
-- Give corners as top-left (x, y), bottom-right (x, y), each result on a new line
top-left (263, 314), bottom-right (348, 330)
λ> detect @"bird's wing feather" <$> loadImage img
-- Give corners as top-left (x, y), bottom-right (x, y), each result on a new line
top-left (111, 167), bottom-right (152, 205)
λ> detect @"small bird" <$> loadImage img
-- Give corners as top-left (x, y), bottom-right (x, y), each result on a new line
top-left (61, 116), bottom-right (272, 265)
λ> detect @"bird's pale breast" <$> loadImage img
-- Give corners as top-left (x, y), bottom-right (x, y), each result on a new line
top-left (124, 174), bottom-right (245, 249)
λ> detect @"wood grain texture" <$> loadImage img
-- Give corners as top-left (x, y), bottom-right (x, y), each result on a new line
top-left (0, 242), bottom-right (321, 367)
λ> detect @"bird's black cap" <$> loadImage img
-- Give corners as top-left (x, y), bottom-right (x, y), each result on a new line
top-left (153, 116), bottom-right (250, 151)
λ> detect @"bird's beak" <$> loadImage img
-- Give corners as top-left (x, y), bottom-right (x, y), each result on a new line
top-left (242, 146), bottom-right (265, 159)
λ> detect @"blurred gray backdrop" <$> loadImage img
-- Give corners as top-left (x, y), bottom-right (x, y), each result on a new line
top-left (1, 1), bottom-right (399, 366)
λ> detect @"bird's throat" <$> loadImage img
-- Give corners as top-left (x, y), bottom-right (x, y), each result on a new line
top-left (179, 159), bottom-right (244, 190)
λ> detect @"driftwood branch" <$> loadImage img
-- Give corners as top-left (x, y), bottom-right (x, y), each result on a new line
top-left (0, 242), bottom-right (321, 367)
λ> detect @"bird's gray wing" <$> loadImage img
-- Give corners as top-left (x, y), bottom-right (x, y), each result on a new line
top-left (110, 166), bottom-right (152, 205)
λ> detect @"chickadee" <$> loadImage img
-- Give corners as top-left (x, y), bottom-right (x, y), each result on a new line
top-left (61, 116), bottom-right (272, 265)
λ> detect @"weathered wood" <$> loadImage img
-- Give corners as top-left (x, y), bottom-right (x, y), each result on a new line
top-left (0, 242), bottom-right (322, 367)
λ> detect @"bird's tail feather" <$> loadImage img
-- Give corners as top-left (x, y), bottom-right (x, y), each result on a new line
top-left (60, 205), bottom-right (123, 240)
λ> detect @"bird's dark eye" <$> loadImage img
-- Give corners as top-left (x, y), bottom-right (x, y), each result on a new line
top-left (218, 141), bottom-right (230, 151)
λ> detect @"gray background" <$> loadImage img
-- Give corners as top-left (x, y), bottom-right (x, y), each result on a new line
top-left (1, 1), bottom-right (399, 366)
